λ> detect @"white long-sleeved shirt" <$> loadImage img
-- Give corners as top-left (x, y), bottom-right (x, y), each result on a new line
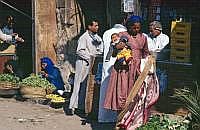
top-left (145, 32), bottom-right (169, 52)
top-left (0, 29), bottom-right (12, 42)
top-left (76, 30), bottom-right (103, 62)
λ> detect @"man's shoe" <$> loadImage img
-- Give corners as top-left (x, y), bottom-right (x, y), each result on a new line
top-left (62, 92), bottom-right (71, 99)
top-left (65, 108), bottom-right (74, 116)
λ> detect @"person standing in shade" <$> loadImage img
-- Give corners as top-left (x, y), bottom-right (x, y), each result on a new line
top-left (145, 21), bottom-right (169, 60)
top-left (0, 15), bottom-right (24, 44)
top-left (2, 15), bottom-right (15, 35)
top-left (68, 19), bottom-right (103, 115)
top-left (98, 22), bottom-right (127, 123)
top-left (145, 21), bottom-right (169, 93)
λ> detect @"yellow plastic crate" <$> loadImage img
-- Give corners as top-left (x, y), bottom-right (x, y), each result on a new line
top-left (170, 55), bottom-right (190, 63)
top-left (170, 47), bottom-right (190, 56)
top-left (170, 38), bottom-right (190, 47)
top-left (171, 21), bottom-right (191, 32)
top-left (171, 30), bottom-right (190, 39)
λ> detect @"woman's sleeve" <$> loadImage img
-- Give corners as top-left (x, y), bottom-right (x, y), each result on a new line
top-left (47, 69), bottom-right (58, 80)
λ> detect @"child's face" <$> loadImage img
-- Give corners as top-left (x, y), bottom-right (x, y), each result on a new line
top-left (116, 41), bottom-right (126, 49)
top-left (111, 34), bottom-right (119, 43)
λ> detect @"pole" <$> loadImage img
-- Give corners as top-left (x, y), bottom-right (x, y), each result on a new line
top-left (0, 0), bottom-right (33, 20)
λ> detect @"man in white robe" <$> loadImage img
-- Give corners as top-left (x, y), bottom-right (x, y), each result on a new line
top-left (98, 24), bottom-right (127, 122)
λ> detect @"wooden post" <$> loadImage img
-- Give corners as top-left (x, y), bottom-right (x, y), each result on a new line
top-left (85, 56), bottom-right (95, 114)
top-left (35, 0), bottom-right (57, 72)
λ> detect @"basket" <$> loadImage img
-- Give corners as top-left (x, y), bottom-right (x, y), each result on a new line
top-left (20, 85), bottom-right (47, 98)
top-left (0, 81), bottom-right (18, 89)
top-left (46, 87), bottom-right (55, 95)
top-left (0, 81), bottom-right (19, 97)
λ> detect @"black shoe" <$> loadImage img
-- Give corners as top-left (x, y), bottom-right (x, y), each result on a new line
top-left (65, 108), bottom-right (74, 116)
top-left (62, 92), bottom-right (71, 99)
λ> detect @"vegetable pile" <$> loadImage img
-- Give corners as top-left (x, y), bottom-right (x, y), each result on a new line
top-left (137, 114), bottom-right (189, 130)
top-left (0, 74), bottom-right (20, 83)
top-left (19, 74), bottom-right (56, 90)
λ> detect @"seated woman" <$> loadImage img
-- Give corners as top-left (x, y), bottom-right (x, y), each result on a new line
top-left (3, 59), bottom-right (25, 80)
top-left (40, 57), bottom-right (65, 95)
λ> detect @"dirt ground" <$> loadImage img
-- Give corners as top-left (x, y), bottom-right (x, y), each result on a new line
top-left (0, 98), bottom-right (115, 130)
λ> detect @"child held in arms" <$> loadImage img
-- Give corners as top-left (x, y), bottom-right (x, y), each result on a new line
top-left (112, 35), bottom-right (132, 71)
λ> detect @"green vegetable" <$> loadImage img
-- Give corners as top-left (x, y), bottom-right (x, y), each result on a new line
top-left (0, 74), bottom-right (20, 83)
top-left (19, 74), bottom-right (56, 89)
top-left (137, 114), bottom-right (189, 130)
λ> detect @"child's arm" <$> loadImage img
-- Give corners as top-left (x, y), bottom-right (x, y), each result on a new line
top-left (105, 46), bottom-right (113, 62)
top-left (112, 46), bottom-right (118, 57)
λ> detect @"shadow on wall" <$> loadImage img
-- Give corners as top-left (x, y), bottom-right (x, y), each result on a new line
top-left (56, 0), bottom-right (107, 67)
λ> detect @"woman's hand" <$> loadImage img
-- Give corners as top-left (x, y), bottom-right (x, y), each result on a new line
top-left (40, 71), bottom-right (48, 77)
top-left (6, 65), bottom-right (14, 74)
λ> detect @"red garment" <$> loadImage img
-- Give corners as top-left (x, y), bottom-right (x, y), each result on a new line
top-left (104, 32), bottom-right (149, 110)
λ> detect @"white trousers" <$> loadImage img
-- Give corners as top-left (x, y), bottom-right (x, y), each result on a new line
top-left (69, 59), bottom-right (90, 109)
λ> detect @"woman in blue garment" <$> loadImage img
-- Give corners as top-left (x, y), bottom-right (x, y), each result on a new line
top-left (40, 57), bottom-right (65, 92)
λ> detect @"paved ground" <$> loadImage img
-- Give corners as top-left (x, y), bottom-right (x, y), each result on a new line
top-left (0, 98), bottom-right (115, 130)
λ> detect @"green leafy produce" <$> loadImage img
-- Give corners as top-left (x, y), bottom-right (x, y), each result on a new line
top-left (19, 74), bottom-right (56, 89)
top-left (0, 74), bottom-right (20, 83)
top-left (137, 114), bottom-right (189, 130)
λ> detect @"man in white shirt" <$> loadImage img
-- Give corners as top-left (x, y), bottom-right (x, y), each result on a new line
top-left (68, 19), bottom-right (103, 115)
top-left (146, 21), bottom-right (169, 60)
top-left (145, 21), bottom-right (169, 93)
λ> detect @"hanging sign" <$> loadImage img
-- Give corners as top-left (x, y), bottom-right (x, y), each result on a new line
top-left (123, 0), bottom-right (135, 13)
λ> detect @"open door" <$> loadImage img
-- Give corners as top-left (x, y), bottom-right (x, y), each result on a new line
top-left (0, 0), bottom-right (33, 74)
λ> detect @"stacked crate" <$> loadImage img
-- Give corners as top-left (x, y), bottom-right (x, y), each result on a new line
top-left (170, 21), bottom-right (191, 63)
